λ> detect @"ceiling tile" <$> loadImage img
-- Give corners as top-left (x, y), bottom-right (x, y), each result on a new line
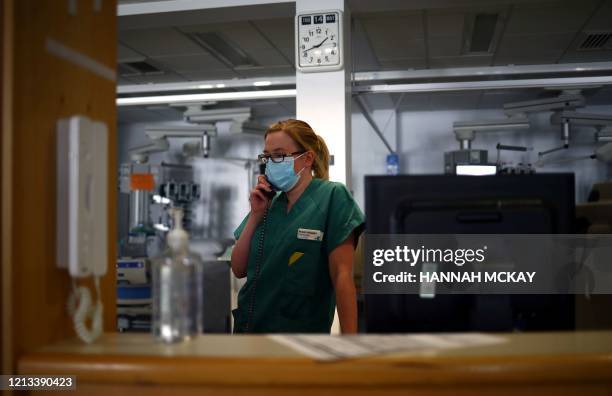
top-left (180, 21), bottom-right (290, 68)
top-left (118, 43), bottom-right (144, 62)
top-left (152, 53), bottom-right (229, 71)
top-left (495, 32), bottom-right (575, 64)
top-left (362, 14), bottom-right (426, 63)
top-left (362, 13), bottom-right (424, 39)
top-left (428, 37), bottom-right (462, 57)
top-left (427, 13), bottom-right (464, 38)
top-left (274, 47), bottom-right (294, 64)
top-left (583, 0), bottom-right (612, 31)
top-left (372, 40), bottom-right (426, 60)
top-left (218, 23), bottom-right (271, 50)
top-left (248, 48), bottom-right (290, 67)
top-left (250, 18), bottom-right (294, 52)
top-left (120, 27), bottom-right (205, 57)
top-left (504, 1), bottom-right (597, 35)
top-left (353, 18), bottom-right (381, 71)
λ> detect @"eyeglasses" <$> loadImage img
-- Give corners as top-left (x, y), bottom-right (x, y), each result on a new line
top-left (258, 151), bottom-right (305, 164)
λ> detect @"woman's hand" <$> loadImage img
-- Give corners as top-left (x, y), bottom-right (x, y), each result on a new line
top-left (233, 176), bottom-right (274, 278)
top-left (249, 175), bottom-right (273, 223)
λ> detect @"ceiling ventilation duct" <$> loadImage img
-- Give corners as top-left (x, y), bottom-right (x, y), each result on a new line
top-left (578, 32), bottom-right (612, 50)
top-left (119, 60), bottom-right (163, 76)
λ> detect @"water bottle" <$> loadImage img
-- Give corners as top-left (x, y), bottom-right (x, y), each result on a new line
top-left (386, 153), bottom-right (399, 175)
top-left (152, 208), bottom-right (204, 343)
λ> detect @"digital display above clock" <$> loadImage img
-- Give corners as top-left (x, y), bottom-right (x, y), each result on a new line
top-left (313, 15), bottom-right (324, 24)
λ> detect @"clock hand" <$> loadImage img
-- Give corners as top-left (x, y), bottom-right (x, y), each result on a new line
top-left (314, 37), bottom-right (329, 49)
top-left (317, 42), bottom-right (337, 49)
top-left (303, 37), bottom-right (330, 53)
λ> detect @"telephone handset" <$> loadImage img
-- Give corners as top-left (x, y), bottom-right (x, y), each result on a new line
top-left (56, 115), bottom-right (108, 343)
top-left (259, 163), bottom-right (278, 199)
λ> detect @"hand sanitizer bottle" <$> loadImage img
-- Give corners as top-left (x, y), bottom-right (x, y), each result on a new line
top-left (152, 208), bottom-right (204, 343)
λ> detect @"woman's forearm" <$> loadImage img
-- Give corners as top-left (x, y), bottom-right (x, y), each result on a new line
top-left (334, 273), bottom-right (358, 334)
top-left (230, 215), bottom-right (259, 278)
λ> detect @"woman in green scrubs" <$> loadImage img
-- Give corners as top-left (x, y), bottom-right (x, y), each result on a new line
top-left (231, 119), bottom-right (365, 334)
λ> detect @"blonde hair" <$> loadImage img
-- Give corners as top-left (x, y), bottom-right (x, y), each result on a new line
top-left (264, 119), bottom-right (330, 180)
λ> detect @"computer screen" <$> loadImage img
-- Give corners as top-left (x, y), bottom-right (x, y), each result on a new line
top-left (364, 174), bottom-right (575, 333)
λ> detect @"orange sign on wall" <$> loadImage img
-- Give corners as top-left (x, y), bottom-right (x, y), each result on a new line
top-left (130, 173), bottom-right (155, 191)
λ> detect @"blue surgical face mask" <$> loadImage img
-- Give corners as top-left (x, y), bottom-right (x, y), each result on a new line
top-left (265, 152), bottom-right (306, 192)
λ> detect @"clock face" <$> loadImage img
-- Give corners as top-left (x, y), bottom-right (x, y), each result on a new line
top-left (296, 11), bottom-right (342, 71)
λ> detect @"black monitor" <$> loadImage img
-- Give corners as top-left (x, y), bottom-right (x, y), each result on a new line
top-left (364, 174), bottom-right (575, 333)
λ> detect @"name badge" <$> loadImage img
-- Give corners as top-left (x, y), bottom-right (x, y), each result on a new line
top-left (297, 228), bottom-right (324, 241)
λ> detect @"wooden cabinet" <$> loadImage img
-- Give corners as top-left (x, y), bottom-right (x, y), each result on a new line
top-left (1, 0), bottom-right (117, 374)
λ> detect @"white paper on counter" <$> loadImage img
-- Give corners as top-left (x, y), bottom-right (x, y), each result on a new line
top-left (268, 333), bottom-right (506, 361)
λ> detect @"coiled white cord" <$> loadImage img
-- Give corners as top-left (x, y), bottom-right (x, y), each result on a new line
top-left (67, 277), bottom-right (103, 344)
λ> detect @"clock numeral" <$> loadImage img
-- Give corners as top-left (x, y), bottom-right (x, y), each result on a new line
top-left (331, 50), bottom-right (336, 55)
top-left (316, 28), bottom-right (321, 34)
top-left (303, 37), bottom-right (309, 42)
top-left (309, 57), bottom-right (313, 63)
top-left (325, 56), bottom-right (329, 62)
top-left (317, 58), bottom-right (322, 64)
top-left (301, 44), bottom-right (305, 49)
top-left (302, 51), bottom-right (308, 57)
top-left (330, 34), bottom-right (335, 40)
top-left (309, 30), bottom-right (314, 37)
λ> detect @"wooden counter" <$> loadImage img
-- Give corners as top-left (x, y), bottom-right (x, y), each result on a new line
top-left (18, 331), bottom-right (612, 396)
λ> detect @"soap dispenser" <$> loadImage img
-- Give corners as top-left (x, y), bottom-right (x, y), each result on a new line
top-left (152, 207), bottom-right (204, 343)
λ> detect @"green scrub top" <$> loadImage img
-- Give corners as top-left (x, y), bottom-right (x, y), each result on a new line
top-left (232, 178), bottom-right (365, 333)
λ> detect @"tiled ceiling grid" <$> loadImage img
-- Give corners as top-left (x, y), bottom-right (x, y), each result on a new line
top-left (117, 0), bottom-right (612, 117)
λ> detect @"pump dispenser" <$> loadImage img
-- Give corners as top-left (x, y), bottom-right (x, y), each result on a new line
top-left (167, 208), bottom-right (188, 252)
top-left (152, 208), bottom-right (204, 343)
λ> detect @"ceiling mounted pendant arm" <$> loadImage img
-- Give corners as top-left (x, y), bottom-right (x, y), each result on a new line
top-left (503, 94), bottom-right (585, 117)
top-left (452, 117), bottom-right (530, 150)
top-left (129, 138), bottom-right (170, 164)
top-left (538, 110), bottom-right (612, 159)
top-left (128, 125), bottom-right (218, 163)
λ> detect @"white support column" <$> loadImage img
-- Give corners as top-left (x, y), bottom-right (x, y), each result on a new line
top-left (296, 0), bottom-right (351, 186)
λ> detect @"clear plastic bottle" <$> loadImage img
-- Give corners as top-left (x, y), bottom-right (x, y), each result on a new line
top-left (152, 208), bottom-right (204, 343)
